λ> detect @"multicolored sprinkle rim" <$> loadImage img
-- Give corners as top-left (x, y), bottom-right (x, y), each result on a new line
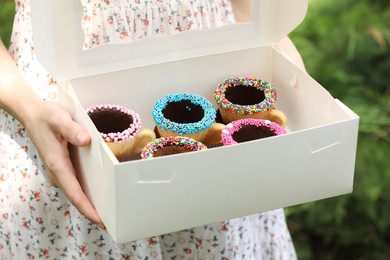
top-left (141, 136), bottom-right (208, 159)
top-left (152, 93), bottom-right (216, 135)
top-left (86, 104), bottom-right (142, 143)
top-left (221, 118), bottom-right (287, 145)
top-left (214, 77), bottom-right (278, 115)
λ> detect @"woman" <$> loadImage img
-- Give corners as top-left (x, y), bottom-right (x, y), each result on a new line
top-left (0, 0), bottom-right (302, 258)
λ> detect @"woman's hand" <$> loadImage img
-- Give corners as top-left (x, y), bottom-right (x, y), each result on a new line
top-left (24, 100), bottom-right (105, 229)
top-left (0, 39), bottom-right (104, 229)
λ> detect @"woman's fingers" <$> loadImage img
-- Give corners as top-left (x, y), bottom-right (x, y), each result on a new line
top-left (26, 101), bottom-right (104, 228)
top-left (46, 134), bottom-right (105, 229)
top-left (49, 158), bottom-right (105, 229)
top-left (47, 105), bottom-right (91, 147)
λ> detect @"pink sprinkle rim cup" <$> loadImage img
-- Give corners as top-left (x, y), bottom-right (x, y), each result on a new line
top-left (221, 118), bottom-right (287, 146)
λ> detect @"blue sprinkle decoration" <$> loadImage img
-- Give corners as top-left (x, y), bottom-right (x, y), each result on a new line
top-left (152, 93), bottom-right (216, 135)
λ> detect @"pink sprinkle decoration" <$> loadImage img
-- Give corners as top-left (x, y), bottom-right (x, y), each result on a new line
top-left (221, 119), bottom-right (287, 145)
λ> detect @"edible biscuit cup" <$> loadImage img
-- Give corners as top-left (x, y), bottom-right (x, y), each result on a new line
top-left (152, 93), bottom-right (216, 142)
top-left (214, 77), bottom-right (287, 127)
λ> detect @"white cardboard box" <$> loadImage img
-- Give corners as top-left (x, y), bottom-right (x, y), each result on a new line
top-left (31, 0), bottom-right (359, 243)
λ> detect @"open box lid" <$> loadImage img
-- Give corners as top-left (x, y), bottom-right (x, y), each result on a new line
top-left (31, 0), bottom-right (308, 81)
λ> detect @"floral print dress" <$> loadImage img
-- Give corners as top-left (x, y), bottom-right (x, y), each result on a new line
top-left (0, 0), bottom-right (297, 259)
top-left (81, 0), bottom-right (236, 49)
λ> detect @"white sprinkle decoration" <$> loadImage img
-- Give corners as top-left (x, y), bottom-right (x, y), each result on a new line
top-left (86, 103), bottom-right (142, 143)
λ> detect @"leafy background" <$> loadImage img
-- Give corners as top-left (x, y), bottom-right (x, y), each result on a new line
top-left (0, 0), bottom-right (14, 47)
top-left (287, 0), bottom-right (390, 259)
top-left (1, 0), bottom-right (389, 259)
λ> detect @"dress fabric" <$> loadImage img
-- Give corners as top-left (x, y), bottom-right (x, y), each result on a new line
top-left (0, 0), bottom-right (297, 259)
top-left (81, 0), bottom-right (236, 49)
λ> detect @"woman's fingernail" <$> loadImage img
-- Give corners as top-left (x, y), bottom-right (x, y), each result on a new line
top-left (97, 223), bottom-right (106, 230)
top-left (77, 132), bottom-right (88, 144)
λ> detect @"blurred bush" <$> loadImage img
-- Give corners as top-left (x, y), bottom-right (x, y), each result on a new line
top-left (288, 0), bottom-right (390, 259)
top-left (0, 0), bottom-right (15, 47)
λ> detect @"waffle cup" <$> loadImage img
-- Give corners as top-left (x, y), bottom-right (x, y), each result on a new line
top-left (86, 104), bottom-right (142, 159)
top-left (156, 125), bottom-right (208, 142)
top-left (141, 136), bottom-right (208, 159)
top-left (214, 77), bottom-right (287, 127)
top-left (201, 122), bottom-right (225, 146)
top-left (221, 118), bottom-right (287, 145)
top-left (219, 108), bottom-right (287, 127)
top-left (152, 93), bottom-right (216, 143)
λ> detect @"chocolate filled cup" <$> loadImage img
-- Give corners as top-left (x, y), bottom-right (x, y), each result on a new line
top-left (221, 118), bottom-right (287, 145)
top-left (141, 136), bottom-right (208, 159)
top-left (152, 93), bottom-right (216, 142)
top-left (86, 104), bottom-right (142, 159)
top-left (214, 77), bottom-right (287, 127)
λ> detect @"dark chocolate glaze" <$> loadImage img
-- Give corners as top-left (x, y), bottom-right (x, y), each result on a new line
top-left (224, 85), bottom-right (265, 105)
top-left (89, 109), bottom-right (133, 134)
top-left (232, 125), bottom-right (276, 143)
top-left (163, 100), bottom-right (204, 123)
top-left (152, 145), bottom-right (193, 157)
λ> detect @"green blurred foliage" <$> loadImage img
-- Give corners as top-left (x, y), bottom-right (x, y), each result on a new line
top-left (0, 0), bottom-right (389, 259)
top-left (0, 0), bottom-right (15, 47)
top-left (288, 0), bottom-right (390, 259)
